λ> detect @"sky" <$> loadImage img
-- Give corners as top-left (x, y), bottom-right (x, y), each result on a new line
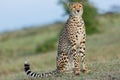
top-left (90, 0), bottom-right (120, 13)
top-left (0, 0), bottom-right (120, 32)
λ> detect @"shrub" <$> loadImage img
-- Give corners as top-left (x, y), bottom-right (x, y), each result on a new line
top-left (36, 36), bottom-right (58, 53)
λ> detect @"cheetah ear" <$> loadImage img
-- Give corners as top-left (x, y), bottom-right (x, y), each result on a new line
top-left (79, 2), bottom-right (83, 5)
top-left (67, 2), bottom-right (74, 7)
top-left (66, 2), bottom-right (69, 7)
top-left (78, 2), bottom-right (84, 7)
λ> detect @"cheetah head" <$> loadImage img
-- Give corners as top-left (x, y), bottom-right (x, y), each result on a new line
top-left (69, 2), bottom-right (83, 16)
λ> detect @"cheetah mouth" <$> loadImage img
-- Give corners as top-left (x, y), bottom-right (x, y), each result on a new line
top-left (72, 11), bottom-right (80, 15)
top-left (77, 10), bottom-right (80, 13)
top-left (75, 11), bottom-right (81, 14)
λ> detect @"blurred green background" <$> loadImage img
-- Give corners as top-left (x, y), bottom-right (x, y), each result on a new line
top-left (0, 0), bottom-right (120, 80)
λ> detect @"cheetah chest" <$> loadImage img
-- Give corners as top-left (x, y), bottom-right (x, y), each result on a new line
top-left (75, 24), bottom-right (85, 46)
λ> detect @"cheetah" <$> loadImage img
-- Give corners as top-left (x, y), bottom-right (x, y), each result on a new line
top-left (24, 2), bottom-right (88, 78)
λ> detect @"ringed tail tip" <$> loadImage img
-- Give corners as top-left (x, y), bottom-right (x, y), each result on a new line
top-left (24, 61), bottom-right (29, 64)
top-left (24, 61), bottom-right (30, 72)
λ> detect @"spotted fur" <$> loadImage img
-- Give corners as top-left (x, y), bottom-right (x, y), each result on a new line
top-left (24, 2), bottom-right (88, 78)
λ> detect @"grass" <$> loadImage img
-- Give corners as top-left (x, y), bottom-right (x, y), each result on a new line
top-left (0, 23), bottom-right (63, 59)
top-left (0, 14), bottom-right (120, 80)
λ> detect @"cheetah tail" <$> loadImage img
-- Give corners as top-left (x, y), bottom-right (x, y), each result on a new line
top-left (24, 61), bottom-right (57, 78)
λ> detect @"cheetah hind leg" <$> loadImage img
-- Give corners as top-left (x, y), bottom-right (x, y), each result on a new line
top-left (57, 52), bottom-right (69, 73)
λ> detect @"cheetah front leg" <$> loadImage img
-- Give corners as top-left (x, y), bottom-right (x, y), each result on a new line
top-left (71, 45), bottom-right (81, 75)
top-left (79, 41), bottom-right (88, 73)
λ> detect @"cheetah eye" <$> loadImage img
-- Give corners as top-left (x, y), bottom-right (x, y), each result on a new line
top-left (73, 6), bottom-right (76, 8)
top-left (79, 5), bottom-right (81, 7)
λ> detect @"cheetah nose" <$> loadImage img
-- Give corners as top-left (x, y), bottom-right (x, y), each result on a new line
top-left (77, 10), bottom-right (80, 13)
